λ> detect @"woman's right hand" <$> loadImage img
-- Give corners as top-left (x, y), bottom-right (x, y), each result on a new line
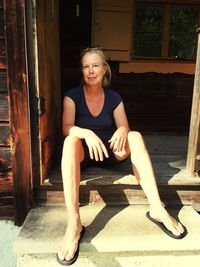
top-left (84, 130), bottom-right (109, 161)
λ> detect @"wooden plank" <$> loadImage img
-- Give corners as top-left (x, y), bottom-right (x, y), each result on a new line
top-left (35, 185), bottom-right (200, 209)
top-left (0, 37), bottom-right (6, 68)
top-left (124, 102), bottom-right (191, 115)
top-left (0, 172), bottom-right (13, 192)
top-left (0, 94), bottom-right (9, 121)
top-left (25, 0), bottom-right (41, 189)
top-left (0, 205), bottom-right (13, 220)
top-left (0, 124), bottom-right (10, 145)
top-left (0, 71), bottom-right (7, 92)
top-left (0, 185), bottom-right (14, 219)
top-left (135, 0), bottom-right (200, 4)
top-left (119, 62), bottom-right (196, 75)
top-left (0, 37), bottom-right (6, 56)
top-left (0, 8), bottom-right (5, 36)
top-left (0, 147), bottom-right (12, 172)
top-left (0, 58), bottom-right (6, 69)
top-left (96, 0), bottom-right (132, 11)
top-left (187, 29), bottom-right (200, 175)
top-left (4, 0), bottom-right (32, 225)
top-left (0, 190), bottom-right (14, 219)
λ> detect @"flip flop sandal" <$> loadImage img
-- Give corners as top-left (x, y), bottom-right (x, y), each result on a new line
top-left (146, 212), bottom-right (187, 239)
top-left (57, 226), bottom-right (86, 266)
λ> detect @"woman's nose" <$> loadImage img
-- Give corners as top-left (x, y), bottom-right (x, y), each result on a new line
top-left (89, 66), bottom-right (94, 73)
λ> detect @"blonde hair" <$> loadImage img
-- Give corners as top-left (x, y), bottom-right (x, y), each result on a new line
top-left (80, 47), bottom-right (111, 87)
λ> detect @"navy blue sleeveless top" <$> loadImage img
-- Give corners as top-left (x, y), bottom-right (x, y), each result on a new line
top-left (64, 86), bottom-right (122, 142)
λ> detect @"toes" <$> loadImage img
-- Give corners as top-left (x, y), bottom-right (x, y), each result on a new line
top-left (171, 227), bottom-right (181, 236)
top-left (65, 244), bottom-right (77, 261)
top-left (57, 250), bottom-right (65, 261)
top-left (58, 237), bottom-right (78, 262)
top-left (168, 219), bottom-right (184, 236)
top-left (176, 222), bottom-right (185, 234)
top-left (65, 254), bottom-right (74, 261)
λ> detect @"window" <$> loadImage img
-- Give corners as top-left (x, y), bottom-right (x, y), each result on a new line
top-left (133, 2), bottom-right (200, 59)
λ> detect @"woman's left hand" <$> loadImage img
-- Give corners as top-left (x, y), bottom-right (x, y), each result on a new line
top-left (108, 127), bottom-right (129, 152)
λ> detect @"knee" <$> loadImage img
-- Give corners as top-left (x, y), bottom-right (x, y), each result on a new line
top-left (62, 136), bottom-right (82, 152)
top-left (128, 131), bottom-right (143, 142)
top-left (128, 131), bottom-right (145, 149)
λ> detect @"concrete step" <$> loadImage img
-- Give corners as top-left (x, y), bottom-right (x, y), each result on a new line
top-left (14, 205), bottom-right (200, 266)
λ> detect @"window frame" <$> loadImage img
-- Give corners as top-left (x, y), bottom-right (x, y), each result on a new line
top-left (133, 0), bottom-right (200, 61)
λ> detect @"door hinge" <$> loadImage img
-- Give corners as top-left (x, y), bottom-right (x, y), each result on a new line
top-left (37, 97), bottom-right (45, 116)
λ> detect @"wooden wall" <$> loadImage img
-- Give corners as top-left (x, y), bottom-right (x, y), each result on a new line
top-left (0, 0), bottom-right (13, 219)
top-left (111, 68), bottom-right (194, 133)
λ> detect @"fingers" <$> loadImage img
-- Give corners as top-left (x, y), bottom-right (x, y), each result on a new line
top-left (109, 137), bottom-right (126, 152)
top-left (101, 143), bottom-right (109, 159)
top-left (88, 145), bottom-right (94, 160)
top-left (108, 137), bottom-right (115, 149)
top-left (88, 142), bottom-right (109, 161)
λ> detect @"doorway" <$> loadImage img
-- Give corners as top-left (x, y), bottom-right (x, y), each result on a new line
top-left (34, 0), bottom-right (194, 187)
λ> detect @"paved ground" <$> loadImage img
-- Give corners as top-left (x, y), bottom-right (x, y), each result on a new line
top-left (0, 220), bottom-right (21, 267)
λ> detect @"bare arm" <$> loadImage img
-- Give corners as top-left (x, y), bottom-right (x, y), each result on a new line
top-left (109, 102), bottom-right (130, 151)
top-left (62, 96), bottom-right (89, 138)
top-left (113, 101), bottom-right (130, 130)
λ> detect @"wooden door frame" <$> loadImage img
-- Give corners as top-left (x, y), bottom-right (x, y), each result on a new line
top-left (4, 0), bottom-right (33, 225)
top-left (186, 28), bottom-right (200, 177)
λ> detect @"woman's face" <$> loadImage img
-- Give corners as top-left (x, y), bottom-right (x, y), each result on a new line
top-left (81, 52), bottom-right (106, 86)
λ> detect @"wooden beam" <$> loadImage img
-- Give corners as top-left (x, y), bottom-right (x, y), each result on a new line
top-left (186, 28), bottom-right (200, 176)
top-left (4, 0), bottom-right (33, 225)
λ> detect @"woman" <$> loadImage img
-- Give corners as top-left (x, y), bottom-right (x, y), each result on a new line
top-left (57, 47), bottom-right (186, 265)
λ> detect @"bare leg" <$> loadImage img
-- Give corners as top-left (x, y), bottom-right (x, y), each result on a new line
top-left (127, 131), bottom-right (185, 236)
top-left (58, 136), bottom-right (84, 261)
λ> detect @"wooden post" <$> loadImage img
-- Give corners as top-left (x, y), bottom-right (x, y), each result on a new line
top-left (186, 28), bottom-right (200, 177)
top-left (4, 0), bottom-right (33, 225)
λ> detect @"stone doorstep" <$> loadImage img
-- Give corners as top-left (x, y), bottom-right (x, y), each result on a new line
top-left (16, 253), bottom-right (200, 267)
top-left (14, 205), bottom-right (200, 256)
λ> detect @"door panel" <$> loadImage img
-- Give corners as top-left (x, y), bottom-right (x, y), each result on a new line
top-left (92, 0), bottom-right (132, 61)
top-left (36, 0), bottom-right (61, 182)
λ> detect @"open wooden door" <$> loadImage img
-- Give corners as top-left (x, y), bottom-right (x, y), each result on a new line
top-left (36, 0), bottom-right (61, 182)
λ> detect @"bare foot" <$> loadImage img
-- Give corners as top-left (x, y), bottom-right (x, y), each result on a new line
top-left (58, 222), bottom-right (83, 262)
top-left (150, 206), bottom-right (185, 237)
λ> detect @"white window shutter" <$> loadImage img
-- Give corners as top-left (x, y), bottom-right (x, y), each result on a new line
top-left (92, 0), bottom-right (132, 61)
